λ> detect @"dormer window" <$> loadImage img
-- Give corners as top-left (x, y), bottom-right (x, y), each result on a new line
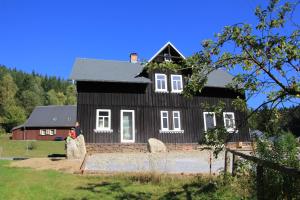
top-left (171, 75), bottom-right (183, 93)
top-left (155, 73), bottom-right (168, 92)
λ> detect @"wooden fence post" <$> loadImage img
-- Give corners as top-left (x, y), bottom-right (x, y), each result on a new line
top-left (224, 150), bottom-right (228, 173)
top-left (256, 164), bottom-right (264, 200)
top-left (232, 154), bottom-right (237, 176)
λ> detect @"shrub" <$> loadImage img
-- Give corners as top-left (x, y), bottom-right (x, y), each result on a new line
top-left (254, 131), bottom-right (300, 199)
top-left (0, 127), bottom-right (6, 135)
top-left (27, 141), bottom-right (37, 150)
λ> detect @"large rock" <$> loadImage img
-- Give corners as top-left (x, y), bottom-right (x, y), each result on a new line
top-left (148, 138), bottom-right (167, 153)
top-left (66, 135), bottom-right (86, 159)
top-left (76, 135), bottom-right (87, 157)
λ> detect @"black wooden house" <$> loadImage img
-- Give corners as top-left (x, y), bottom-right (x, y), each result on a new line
top-left (70, 42), bottom-right (249, 145)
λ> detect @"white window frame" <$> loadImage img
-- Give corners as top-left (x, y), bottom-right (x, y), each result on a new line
top-left (160, 111), bottom-right (169, 131)
top-left (203, 112), bottom-right (216, 132)
top-left (171, 74), bottom-right (183, 93)
top-left (223, 112), bottom-right (236, 133)
top-left (155, 73), bottom-right (168, 93)
top-left (96, 109), bottom-right (111, 131)
top-left (40, 129), bottom-right (47, 135)
top-left (120, 110), bottom-right (135, 143)
top-left (172, 111), bottom-right (181, 130)
top-left (48, 129), bottom-right (56, 135)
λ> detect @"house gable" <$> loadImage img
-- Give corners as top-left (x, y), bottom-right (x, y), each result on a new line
top-left (148, 42), bottom-right (185, 63)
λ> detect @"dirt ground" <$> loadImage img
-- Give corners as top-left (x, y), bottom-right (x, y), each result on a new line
top-left (10, 158), bottom-right (83, 173)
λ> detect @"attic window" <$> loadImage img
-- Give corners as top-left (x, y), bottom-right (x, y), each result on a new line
top-left (67, 116), bottom-right (72, 121)
top-left (164, 53), bottom-right (172, 62)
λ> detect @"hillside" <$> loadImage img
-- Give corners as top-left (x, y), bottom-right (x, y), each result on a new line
top-left (0, 65), bottom-right (76, 133)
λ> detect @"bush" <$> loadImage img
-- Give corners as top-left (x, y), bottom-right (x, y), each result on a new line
top-left (254, 131), bottom-right (300, 199)
top-left (0, 127), bottom-right (6, 135)
top-left (27, 141), bottom-right (37, 150)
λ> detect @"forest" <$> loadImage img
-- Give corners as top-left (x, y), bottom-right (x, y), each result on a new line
top-left (0, 65), bottom-right (76, 133)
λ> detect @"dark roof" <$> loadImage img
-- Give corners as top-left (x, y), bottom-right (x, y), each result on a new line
top-left (70, 58), bottom-right (151, 83)
top-left (206, 69), bottom-right (234, 88)
top-left (12, 105), bottom-right (77, 130)
top-left (70, 58), bottom-right (233, 88)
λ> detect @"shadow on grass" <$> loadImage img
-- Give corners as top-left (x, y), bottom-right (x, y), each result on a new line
top-left (48, 153), bottom-right (66, 158)
top-left (159, 181), bottom-right (217, 200)
top-left (64, 181), bottom-right (152, 200)
top-left (63, 179), bottom-right (218, 200)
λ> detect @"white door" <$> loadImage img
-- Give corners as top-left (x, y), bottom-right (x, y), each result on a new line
top-left (120, 110), bottom-right (135, 143)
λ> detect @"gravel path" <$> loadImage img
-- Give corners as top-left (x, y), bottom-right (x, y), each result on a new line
top-left (84, 151), bottom-right (230, 174)
top-left (10, 158), bottom-right (82, 173)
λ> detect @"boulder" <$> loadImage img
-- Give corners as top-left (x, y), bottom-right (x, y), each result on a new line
top-left (66, 135), bottom-right (86, 159)
top-left (76, 135), bottom-right (87, 157)
top-left (148, 138), bottom-right (167, 153)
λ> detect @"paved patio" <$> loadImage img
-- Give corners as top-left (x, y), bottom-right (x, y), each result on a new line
top-left (84, 150), bottom-right (231, 174)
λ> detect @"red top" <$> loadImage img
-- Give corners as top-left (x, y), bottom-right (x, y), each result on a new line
top-left (69, 130), bottom-right (77, 139)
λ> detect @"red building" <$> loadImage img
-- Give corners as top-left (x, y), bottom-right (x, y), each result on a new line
top-left (12, 105), bottom-right (76, 140)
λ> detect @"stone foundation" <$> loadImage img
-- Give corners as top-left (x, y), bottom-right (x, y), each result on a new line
top-left (86, 143), bottom-right (201, 154)
top-left (86, 142), bottom-right (253, 154)
top-left (86, 143), bottom-right (148, 154)
top-left (165, 143), bottom-right (201, 151)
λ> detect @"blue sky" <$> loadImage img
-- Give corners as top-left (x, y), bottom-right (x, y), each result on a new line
top-left (0, 0), bottom-right (298, 108)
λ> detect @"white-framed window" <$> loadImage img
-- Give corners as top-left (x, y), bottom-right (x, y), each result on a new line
top-left (155, 73), bottom-right (168, 92)
top-left (40, 129), bottom-right (56, 135)
top-left (40, 129), bottom-right (47, 135)
top-left (164, 53), bottom-right (172, 62)
top-left (223, 112), bottom-right (236, 132)
top-left (203, 112), bottom-right (216, 132)
top-left (171, 75), bottom-right (183, 93)
top-left (48, 129), bottom-right (56, 135)
top-left (96, 109), bottom-right (111, 131)
top-left (160, 111), bottom-right (169, 130)
top-left (172, 111), bottom-right (181, 130)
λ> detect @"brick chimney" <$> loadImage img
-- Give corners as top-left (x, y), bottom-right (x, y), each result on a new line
top-left (130, 53), bottom-right (138, 63)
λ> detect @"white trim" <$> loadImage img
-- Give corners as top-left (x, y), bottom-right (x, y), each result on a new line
top-left (160, 111), bottom-right (169, 131)
top-left (170, 74), bottom-right (183, 93)
top-left (159, 130), bottom-right (184, 134)
top-left (223, 112), bottom-right (236, 133)
top-left (96, 109), bottom-right (111, 131)
top-left (203, 112), bottom-right (216, 132)
top-left (148, 41), bottom-right (186, 63)
top-left (120, 110), bottom-right (135, 143)
top-left (40, 129), bottom-right (47, 135)
top-left (155, 73), bottom-right (168, 92)
top-left (48, 129), bottom-right (56, 135)
top-left (172, 111), bottom-right (181, 130)
top-left (93, 129), bottom-right (113, 133)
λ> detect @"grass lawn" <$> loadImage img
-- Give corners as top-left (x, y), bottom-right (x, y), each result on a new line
top-left (0, 160), bottom-right (253, 200)
top-left (0, 135), bottom-right (65, 158)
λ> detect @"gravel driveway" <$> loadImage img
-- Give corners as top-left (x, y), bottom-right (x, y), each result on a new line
top-left (84, 150), bottom-right (231, 174)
